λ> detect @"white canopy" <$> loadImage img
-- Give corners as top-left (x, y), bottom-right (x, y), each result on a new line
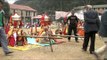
top-left (55, 11), bottom-right (69, 20)
top-left (55, 10), bottom-right (84, 20)
top-left (12, 13), bottom-right (21, 21)
top-left (75, 10), bottom-right (84, 20)
top-left (44, 15), bottom-right (49, 18)
top-left (44, 15), bottom-right (49, 21)
top-left (33, 15), bottom-right (49, 19)
top-left (33, 15), bottom-right (42, 19)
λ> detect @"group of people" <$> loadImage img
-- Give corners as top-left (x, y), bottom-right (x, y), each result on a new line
top-left (66, 5), bottom-right (107, 60)
top-left (82, 5), bottom-right (107, 60)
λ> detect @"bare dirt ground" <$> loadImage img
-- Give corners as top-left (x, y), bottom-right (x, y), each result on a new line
top-left (0, 35), bottom-right (104, 60)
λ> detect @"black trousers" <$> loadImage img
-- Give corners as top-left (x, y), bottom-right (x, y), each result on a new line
top-left (82, 31), bottom-right (96, 52)
top-left (68, 25), bottom-right (78, 41)
top-left (0, 42), bottom-right (1, 47)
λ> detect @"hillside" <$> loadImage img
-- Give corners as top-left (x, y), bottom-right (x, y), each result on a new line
top-left (15, 0), bottom-right (107, 14)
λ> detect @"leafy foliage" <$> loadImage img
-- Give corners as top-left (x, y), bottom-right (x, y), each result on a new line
top-left (15, 0), bottom-right (107, 14)
top-left (0, 0), bottom-right (10, 19)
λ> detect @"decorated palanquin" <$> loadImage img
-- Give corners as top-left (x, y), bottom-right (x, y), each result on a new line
top-left (40, 15), bottom-right (51, 26)
top-left (7, 13), bottom-right (27, 47)
top-left (34, 15), bottom-right (52, 43)
top-left (36, 26), bottom-right (50, 43)
top-left (8, 28), bottom-right (27, 47)
top-left (36, 26), bottom-right (63, 44)
top-left (10, 13), bottom-right (23, 28)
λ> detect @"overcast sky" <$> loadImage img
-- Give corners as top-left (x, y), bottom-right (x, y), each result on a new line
top-left (6, 0), bottom-right (17, 4)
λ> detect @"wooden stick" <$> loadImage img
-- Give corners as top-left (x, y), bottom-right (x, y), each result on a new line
top-left (19, 35), bottom-right (84, 38)
top-left (19, 35), bottom-right (58, 52)
top-left (52, 35), bottom-right (84, 38)
top-left (49, 38), bottom-right (53, 52)
top-left (18, 35), bottom-right (84, 52)
top-left (18, 35), bottom-right (62, 39)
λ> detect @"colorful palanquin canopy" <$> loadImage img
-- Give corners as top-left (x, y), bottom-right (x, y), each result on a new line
top-left (40, 14), bottom-right (51, 26)
top-left (12, 13), bottom-right (21, 21)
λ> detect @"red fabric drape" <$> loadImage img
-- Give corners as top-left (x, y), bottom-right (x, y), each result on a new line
top-left (8, 35), bottom-right (15, 47)
top-left (13, 21), bottom-right (18, 28)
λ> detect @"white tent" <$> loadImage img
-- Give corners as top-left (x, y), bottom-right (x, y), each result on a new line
top-left (55, 10), bottom-right (84, 20)
top-left (66, 10), bottom-right (84, 20)
top-left (75, 10), bottom-right (84, 20)
top-left (55, 11), bottom-right (69, 20)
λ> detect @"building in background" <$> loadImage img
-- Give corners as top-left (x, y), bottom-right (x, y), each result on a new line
top-left (9, 4), bottom-right (37, 23)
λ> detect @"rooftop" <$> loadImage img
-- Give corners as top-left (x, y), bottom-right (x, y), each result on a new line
top-left (10, 4), bottom-right (36, 11)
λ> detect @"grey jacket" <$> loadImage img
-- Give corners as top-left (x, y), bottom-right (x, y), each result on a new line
top-left (84, 10), bottom-right (100, 33)
top-left (99, 11), bottom-right (107, 37)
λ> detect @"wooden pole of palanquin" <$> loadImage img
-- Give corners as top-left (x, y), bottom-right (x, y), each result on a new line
top-left (19, 35), bottom-right (62, 52)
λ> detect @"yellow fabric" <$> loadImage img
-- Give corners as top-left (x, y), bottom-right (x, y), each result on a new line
top-left (37, 27), bottom-right (42, 32)
top-left (32, 27), bottom-right (36, 34)
top-left (8, 44), bottom-right (41, 51)
top-left (36, 31), bottom-right (45, 42)
top-left (66, 25), bottom-right (68, 34)
top-left (8, 26), bottom-right (14, 37)
top-left (38, 32), bottom-right (46, 43)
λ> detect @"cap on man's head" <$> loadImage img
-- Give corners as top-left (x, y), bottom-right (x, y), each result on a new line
top-left (85, 5), bottom-right (92, 9)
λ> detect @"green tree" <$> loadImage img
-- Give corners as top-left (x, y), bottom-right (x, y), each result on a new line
top-left (1, 0), bottom-right (10, 20)
top-left (15, 0), bottom-right (107, 14)
top-left (3, 2), bottom-right (10, 19)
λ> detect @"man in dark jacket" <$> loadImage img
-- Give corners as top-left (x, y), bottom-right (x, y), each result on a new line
top-left (93, 11), bottom-right (107, 60)
top-left (82, 5), bottom-right (100, 54)
top-left (67, 11), bottom-right (79, 42)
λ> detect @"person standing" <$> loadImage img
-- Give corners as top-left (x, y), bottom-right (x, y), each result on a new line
top-left (67, 11), bottom-right (79, 42)
top-left (82, 5), bottom-right (100, 54)
top-left (93, 11), bottom-right (107, 60)
top-left (0, 1), bottom-right (13, 55)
